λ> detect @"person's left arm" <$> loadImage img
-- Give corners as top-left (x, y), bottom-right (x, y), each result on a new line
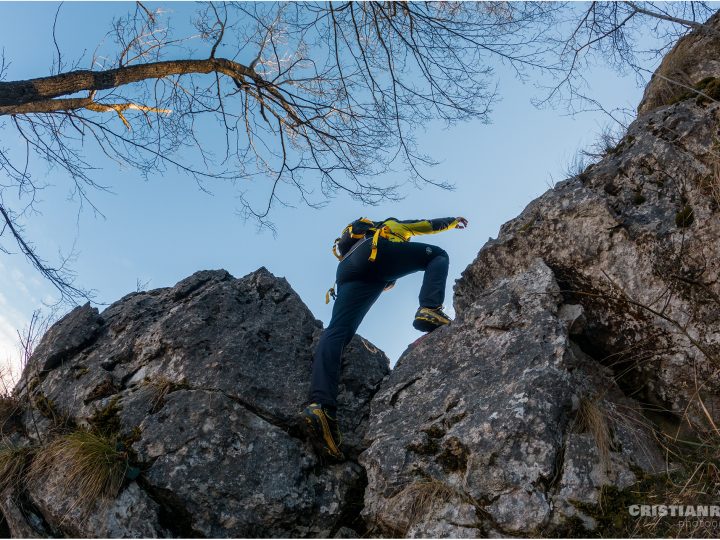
top-left (384, 217), bottom-right (467, 240)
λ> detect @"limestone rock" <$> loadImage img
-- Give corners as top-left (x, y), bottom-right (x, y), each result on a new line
top-left (25, 475), bottom-right (167, 538)
top-left (361, 17), bottom-right (720, 536)
top-left (360, 261), bottom-right (665, 536)
top-left (4, 268), bottom-right (389, 537)
top-left (456, 94), bottom-right (720, 427)
top-left (638, 12), bottom-right (720, 114)
top-left (0, 489), bottom-right (47, 539)
top-left (22, 302), bottom-right (104, 374)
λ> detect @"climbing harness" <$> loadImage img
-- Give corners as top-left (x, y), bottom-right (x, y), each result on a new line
top-left (326, 217), bottom-right (393, 304)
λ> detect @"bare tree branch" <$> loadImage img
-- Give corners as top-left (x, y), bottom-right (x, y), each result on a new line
top-left (0, 2), bottom-right (717, 301)
top-left (625, 1), bottom-right (720, 36)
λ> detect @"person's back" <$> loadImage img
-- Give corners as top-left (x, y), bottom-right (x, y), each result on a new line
top-left (301, 216), bottom-right (468, 460)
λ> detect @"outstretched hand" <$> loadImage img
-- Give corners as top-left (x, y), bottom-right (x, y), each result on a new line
top-left (456, 217), bottom-right (468, 229)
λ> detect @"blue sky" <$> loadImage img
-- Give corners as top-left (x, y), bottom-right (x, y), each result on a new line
top-left (0, 2), bottom-right (658, 378)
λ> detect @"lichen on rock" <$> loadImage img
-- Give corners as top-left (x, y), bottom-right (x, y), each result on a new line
top-left (2, 268), bottom-right (389, 538)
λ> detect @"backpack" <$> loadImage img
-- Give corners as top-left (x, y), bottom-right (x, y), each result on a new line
top-left (331, 218), bottom-right (378, 260)
top-left (326, 217), bottom-right (392, 303)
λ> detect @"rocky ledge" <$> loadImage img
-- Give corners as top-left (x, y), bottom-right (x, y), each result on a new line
top-left (1, 269), bottom-right (388, 538)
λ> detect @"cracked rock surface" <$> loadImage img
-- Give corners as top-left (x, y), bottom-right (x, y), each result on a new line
top-left (4, 268), bottom-right (388, 538)
top-left (360, 261), bottom-right (665, 536)
top-left (455, 95), bottom-right (720, 428)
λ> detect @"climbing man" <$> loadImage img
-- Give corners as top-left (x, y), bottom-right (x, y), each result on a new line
top-left (301, 216), bottom-right (468, 460)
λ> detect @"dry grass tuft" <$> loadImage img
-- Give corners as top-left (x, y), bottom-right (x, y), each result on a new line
top-left (402, 478), bottom-right (458, 521)
top-left (149, 377), bottom-right (173, 412)
top-left (386, 477), bottom-right (480, 535)
top-left (638, 28), bottom-right (715, 113)
top-left (702, 139), bottom-right (720, 209)
top-left (576, 396), bottom-right (613, 473)
top-left (587, 398), bottom-right (720, 538)
top-left (145, 375), bottom-right (189, 413)
top-left (710, 164), bottom-right (720, 207)
top-left (645, 53), bottom-right (694, 110)
top-left (29, 429), bottom-right (128, 514)
top-left (0, 395), bottom-right (22, 435)
top-left (0, 444), bottom-right (33, 493)
top-left (648, 421), bottom-right (720, 537)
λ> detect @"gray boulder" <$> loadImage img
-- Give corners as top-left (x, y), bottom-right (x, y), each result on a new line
top-left (360, 15), bottom-right (720, 537)
top-left (361, 261), bottom-right (664, 536)
top-left (360, 18), bottom-right (720, 536)
top-left (457, 87), bottom-right (720, 428)
top-left (21, 303), bottom-right (104, 374)
top-left (3, 268), bottom-right (389, 538)
top-left (638, 11), bottom-right (720, 115)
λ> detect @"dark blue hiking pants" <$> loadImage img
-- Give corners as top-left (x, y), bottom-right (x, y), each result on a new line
top-left (310, 238), bottom-right (449, 408)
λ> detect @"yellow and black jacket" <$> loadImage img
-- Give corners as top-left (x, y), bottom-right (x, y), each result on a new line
top-left (376, 217), bottom-right (460, 242)
top-left (333, 217), bottom-right (460, 262)
top-left (327, 217), bottom-right (459, 303)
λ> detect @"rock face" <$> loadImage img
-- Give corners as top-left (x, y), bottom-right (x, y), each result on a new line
top-left (3, 268), bottom-right (389, 538)
top-left (360, 262), bottom-right (664, 536)
top-left (638, 12), bottom-right (720, 115)
top-left (456, 85), bottom-right (720, 428)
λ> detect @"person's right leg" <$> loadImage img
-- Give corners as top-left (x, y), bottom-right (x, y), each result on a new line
top-left (305, 279), bottom-right (383, 459)
top-left (366, 239), bottom-right (451, 331)
top-left (309, 279), bottom-right (384, 410)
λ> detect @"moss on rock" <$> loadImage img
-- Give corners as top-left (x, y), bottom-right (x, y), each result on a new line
top-left (675, 205), bottom-right (695, 228)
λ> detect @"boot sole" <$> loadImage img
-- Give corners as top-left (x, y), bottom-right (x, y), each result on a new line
top-left (413, 317), bottom-right (446, 332)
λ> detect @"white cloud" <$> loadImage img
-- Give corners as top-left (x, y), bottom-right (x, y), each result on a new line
top-left (0, 312), bottom-right (23, 384)
top-left (0, 262), bottom-right (35, 383)
top-left (0, 257), bottom-right (58, 385)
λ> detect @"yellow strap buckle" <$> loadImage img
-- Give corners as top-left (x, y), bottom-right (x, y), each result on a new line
top-left (325, 287), bottom-right (337, 304)
top-left (369, 225), bottom-right (390, 262)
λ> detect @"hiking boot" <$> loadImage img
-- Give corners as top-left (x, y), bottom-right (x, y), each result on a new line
top-left (413, 306), bottom-right (451, 332)
top-left (300, 403), bottom-right (344, 460)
